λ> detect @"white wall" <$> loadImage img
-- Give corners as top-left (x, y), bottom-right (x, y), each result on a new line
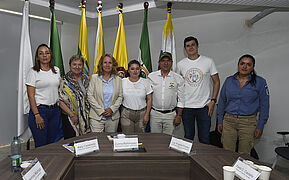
top-left (0, 12), bottom-right (50, 145)
top-left (61, 11), bottom-right (289, 165)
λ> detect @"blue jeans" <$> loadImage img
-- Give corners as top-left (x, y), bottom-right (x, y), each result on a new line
top-left (28, 105), bottom-right (63, 147)
top-left (182, 107), bottom-right (211, 144)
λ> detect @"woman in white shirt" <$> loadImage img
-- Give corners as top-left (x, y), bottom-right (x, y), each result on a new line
top-left (121, 60), bottom-right (153, 133)
top-left (26, 44), bottom-right (63, 147)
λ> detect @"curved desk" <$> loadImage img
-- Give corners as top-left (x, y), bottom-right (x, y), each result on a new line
top-left (0, 133), bottom-right (287, 179)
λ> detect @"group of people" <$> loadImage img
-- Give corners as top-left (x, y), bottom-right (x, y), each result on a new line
top-left (26, 36), bottom-right (269, 156)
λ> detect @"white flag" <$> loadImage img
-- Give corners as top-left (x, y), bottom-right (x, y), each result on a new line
top-left (17, 0), bottom-right (33, 141)
top-left (161, 8), bottom-right (176, 71)
top-left (93, 9), bottom-right (104, 74)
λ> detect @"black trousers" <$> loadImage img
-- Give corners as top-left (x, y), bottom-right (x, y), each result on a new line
top-left (61, 113), bottom-right (76, 140)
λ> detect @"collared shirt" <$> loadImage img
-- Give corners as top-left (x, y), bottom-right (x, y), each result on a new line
top-left (148, 70), bottom-right (185, 111)
top-left (217, 73), bottom-right (270, 130)
top-left (99, 75), bottom-right (114, 120)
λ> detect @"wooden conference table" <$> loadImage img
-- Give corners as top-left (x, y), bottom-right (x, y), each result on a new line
top-left (0, 133), bottom-right (287, 179)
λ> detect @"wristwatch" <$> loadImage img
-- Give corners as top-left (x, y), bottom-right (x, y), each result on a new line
top-left (211, 98), bottom-right (217, 103)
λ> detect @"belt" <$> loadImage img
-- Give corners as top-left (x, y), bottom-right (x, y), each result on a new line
top-left (38, 104), bottom-right (57, 109)
top-left (123, 106), bottom-right (146, 112)
top-left (226, 113), bottom-right (256, 118)
top-left (151, 107), bottom-right (176, 114)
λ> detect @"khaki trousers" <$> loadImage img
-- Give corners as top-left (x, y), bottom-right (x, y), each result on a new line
top-left (222, 113), bottom-right (257, 155)
top-left (120, 107), bottom-right (146, 133)
top-left (90, 118), bottom-right (119, 133)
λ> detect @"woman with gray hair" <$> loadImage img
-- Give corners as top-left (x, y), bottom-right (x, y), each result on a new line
top-left (59, 55), bottom-right (90, 139)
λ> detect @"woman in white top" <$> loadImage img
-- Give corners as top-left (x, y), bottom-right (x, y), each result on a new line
top-left (26, 44), bottom-right (63, 147)
top-left (121, 60), bottom-right (153, 133)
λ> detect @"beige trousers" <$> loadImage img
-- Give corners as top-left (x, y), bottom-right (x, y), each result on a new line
top-left (222, 113), bottom-right (257, 155)
top-left (120, 107), bottom-right (146, 133)
top-left (90, 118), bottom-right (119, 133)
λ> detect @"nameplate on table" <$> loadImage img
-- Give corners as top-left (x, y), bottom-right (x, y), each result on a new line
top-left (233, 158), bottom-right (260, 180)
top-left (169, 136), bottom-right (193, 154)
top-left (74, 138), bottom-right (99, 156)
top-left (113, 137), bottom-right (138, 152)
top-left (22, 161), bottom-right (46, 180)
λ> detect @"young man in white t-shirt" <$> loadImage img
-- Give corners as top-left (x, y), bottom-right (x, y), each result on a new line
top-left (176, 36), bottom-right (220, 144)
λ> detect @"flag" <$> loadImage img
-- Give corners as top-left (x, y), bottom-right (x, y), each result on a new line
top-left (93, 7), bottom-right (104, 74)
top-left (78, 2), bottom-right (89, 74)
top-left (161, 6), bottom-right (176, 71)
top-left (137, 5), bottom-right (152, 78)
top-left (113, 6), bottom-right (128, 71)
top-left (17, 0), bottom-right (33, 142)
top-left (50, 3), bottom-right (65, 77)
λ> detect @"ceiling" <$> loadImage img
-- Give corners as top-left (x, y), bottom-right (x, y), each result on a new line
top-left (1, 0), bottom-right (289, 28)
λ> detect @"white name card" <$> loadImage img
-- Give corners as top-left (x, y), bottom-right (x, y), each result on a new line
top-left (74, 138), bottom-right (99, 156)
top-left (233, 159), bottom-right (260, 180)
top-left (113, 137), bottom-right (138, 151)
top-left (169, 137), bottom-right (193, 154)
top-left (22, 161), bottom-right (46, 180)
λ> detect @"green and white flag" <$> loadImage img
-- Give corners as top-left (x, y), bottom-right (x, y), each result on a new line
top-left (137, 5), bottom-right (152, 78)
top-left (50, 2), bottom-right (64, 76)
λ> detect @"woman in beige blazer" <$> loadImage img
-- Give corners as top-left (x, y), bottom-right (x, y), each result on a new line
top-left (87, 54), bottom-right (123, 132)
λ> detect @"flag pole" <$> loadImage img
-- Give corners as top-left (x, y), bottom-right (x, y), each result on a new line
top-left (49, 0), bottom-right (55, 8)
top-left (118, 3), bottom-right (123, 13)
top-left (17, 0), bottom-right (33, 150)
top-left (144, 2), bottom-right (149, 10)
top-left (167, 2), bottom-right (172, 12)
top-left (114, 2), bottom-right (128, 74)
top-left (82, 0), bottom-right (87, 6)
top-left (26, 0), bottom-right (30, 151)
top-left (78, 0), bottom-right (90, 74)
top-left (93, 1), bottom-right (103, 74)
top-left (97, 1), bottom-right (102, 12)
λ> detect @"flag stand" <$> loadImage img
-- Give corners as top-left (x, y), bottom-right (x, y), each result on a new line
top-left (26, 139), bottom-right (30, 150)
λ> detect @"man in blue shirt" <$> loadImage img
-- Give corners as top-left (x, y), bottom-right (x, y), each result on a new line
top-left (217, 54), bottom-right (269, 154)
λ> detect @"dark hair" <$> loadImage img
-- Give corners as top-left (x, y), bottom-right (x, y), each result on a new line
top-left (184, 36), bottom-right (199, 47)
top-left (96, 54), bottom-right (118, 76)
top-left (127, 60), bottom-right (141, 77)
top-left (238, 54), bottom-right (256, 86)
top-left (33, 44), bottom-right (56, 74)
top-left (69, 54), bottom-right (85, 66)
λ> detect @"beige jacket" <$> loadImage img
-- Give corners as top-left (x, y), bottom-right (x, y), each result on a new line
top-left (87, 74), bottom-right (123, 121)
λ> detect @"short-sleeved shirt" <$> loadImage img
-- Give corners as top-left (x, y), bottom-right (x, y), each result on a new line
top-left (122, 77), bottom-right (153, 110)
top-left (148, 70), bottom-right (185, 110)
top-left (177, 55), bottom-right (218, 108)
top-left (26, 66), bottom-right (60, 106)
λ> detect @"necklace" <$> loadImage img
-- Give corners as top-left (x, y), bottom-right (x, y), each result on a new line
top-left (237, 75), bottom-right (248, 88)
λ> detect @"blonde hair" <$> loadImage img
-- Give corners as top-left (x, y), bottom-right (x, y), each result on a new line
top-left (96, 54), bottom-right (118, 76)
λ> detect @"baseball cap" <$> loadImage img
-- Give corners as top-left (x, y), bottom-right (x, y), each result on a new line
top-left (159, 52), bottom-right (172, 61)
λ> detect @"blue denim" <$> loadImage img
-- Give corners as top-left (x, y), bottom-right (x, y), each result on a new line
top-left (28, 105), bottom-right (63, 147)
top-left (182, 107), bottom-right (211, 144)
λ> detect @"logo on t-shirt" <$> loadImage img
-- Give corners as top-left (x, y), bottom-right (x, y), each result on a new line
top-left (185, 68), bottom-right (203, 86)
